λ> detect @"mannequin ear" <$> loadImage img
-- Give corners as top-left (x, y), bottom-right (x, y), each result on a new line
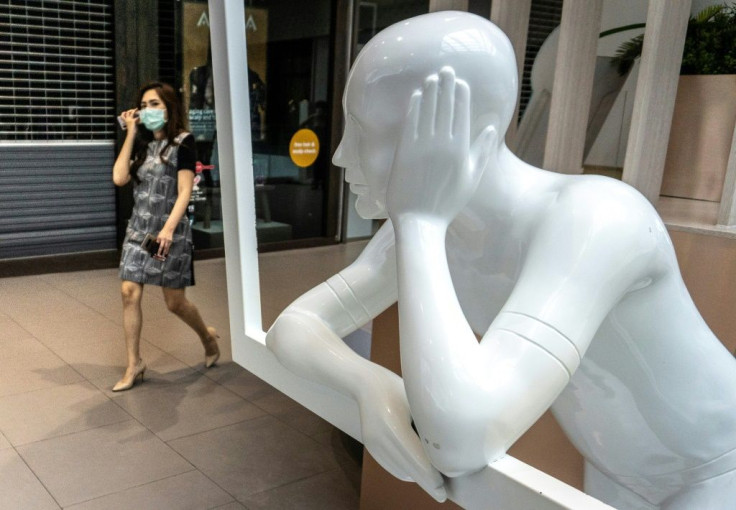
top-left (470, 126), bottom-right (498, 175)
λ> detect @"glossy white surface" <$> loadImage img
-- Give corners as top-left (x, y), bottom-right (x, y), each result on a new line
top-left (266, 11), bottom-right (736, 509)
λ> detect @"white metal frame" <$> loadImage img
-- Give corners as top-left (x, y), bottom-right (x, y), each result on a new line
top-left (208, 1), bottom-right (612, 508)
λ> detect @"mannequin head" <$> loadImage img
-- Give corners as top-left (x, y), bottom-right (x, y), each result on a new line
top-left (333, 11), bottom-right (518, 219)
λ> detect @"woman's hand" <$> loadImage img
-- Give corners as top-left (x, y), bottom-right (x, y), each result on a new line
top-left (112, 109), bottom-right (140, 186)
top-left (120, 108), bottom-right (139, 134)
top-left (156, 227), bottom-right (174, 259)
top-left (387, 67), bottom-right (496, 226)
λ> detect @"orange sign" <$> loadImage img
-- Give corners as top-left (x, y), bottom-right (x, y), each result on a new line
top-left (289, 129), bottom-right (320, 168)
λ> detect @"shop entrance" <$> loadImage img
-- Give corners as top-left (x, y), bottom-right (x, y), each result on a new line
top-left (174, 0), bottom-right (336, 250)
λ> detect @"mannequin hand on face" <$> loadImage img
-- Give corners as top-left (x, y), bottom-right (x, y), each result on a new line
top-left (359, 363), bottom-right (448, 502)
top-left (387, 67), bottom-right (496, 226)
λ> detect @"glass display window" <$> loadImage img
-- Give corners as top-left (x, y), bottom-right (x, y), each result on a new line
top-left (174, 0), bottom-right (335, 249)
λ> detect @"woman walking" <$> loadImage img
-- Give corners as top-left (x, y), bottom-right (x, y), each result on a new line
top-left (112, 81), bottom-right (219, 392)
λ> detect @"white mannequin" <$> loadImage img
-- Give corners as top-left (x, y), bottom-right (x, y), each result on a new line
top-left (266, 11), bottom-right (736, 509)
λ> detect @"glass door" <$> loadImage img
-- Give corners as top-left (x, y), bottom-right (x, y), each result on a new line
top-left (175, 0), bottom-right (336, 249)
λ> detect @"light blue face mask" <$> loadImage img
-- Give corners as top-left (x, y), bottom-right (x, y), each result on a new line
top-left (139, 108), bottom-right (167, 132)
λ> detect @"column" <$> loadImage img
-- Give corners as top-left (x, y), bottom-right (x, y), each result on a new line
top-left (428, 0), bottom-right (468, 12)
top-left (543, 0), bottom-right (603, 174)
top-left (491, 0), bottom-right (532, 143)
top-left (621, 0), bottom-right (691, 203)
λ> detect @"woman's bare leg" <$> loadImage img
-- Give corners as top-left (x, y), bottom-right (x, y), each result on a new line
top-left (114, 281), bottom-right (146, 391)
top-left (121, 281), bottom-right (144, 367)
top-left (162, 287), bottom-right (220, 365)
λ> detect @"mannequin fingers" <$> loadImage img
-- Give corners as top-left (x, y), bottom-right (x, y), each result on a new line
top-left (401, 91), bottom-right (422, 143)
top-left (417, 74), bottom-right (439, 138)
top-left (390, 423), bottom-right (447, 499)
top-left (453, 78), bottom-right (471, 144)
top-left (369, 436), bottom-right (447, 502)
top-left (436, 67), bottom-right (456, 136)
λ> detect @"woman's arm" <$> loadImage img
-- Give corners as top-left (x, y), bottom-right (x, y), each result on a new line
top-left (157, 169), bottom-right (193, 257)
top-left (112, 109), bottom-right (139, 186)
top-left (158, 135), bottom-right (196, 257)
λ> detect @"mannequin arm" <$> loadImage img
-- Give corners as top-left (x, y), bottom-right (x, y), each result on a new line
top-left (388, 69), bottom-right (661, 477)
top-left (394, 184), bottom-right (661, 477)
top-left (266, 221), bottom-right (447, 501)
top-left (394, 218), bottom-right (573, 476)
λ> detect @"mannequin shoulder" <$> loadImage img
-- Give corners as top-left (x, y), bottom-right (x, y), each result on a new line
top-left (559, 175), bottom-right (661, 224)
top-left (542, 175), bottom-right (670, 256)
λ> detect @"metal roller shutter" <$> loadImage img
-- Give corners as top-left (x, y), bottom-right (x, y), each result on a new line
top-left (0, 0), bottom-right (115, 259)
top-left (0, 142), bottom-right (115, 258)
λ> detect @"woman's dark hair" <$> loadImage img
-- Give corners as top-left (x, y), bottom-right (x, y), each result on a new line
top-left (130, 81), bottom-right (188, 183)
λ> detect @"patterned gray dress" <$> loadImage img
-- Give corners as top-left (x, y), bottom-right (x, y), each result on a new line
top-left (119, 132), bottom-right (195, 288)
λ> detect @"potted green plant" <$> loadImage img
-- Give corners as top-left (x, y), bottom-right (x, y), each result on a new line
top-left (612, 4), bottom-right (736, 202)
top-left (611, 4), bottom-right (736, 76)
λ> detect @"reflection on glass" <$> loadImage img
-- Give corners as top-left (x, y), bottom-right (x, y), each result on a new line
top-left (179, 0), bottom-right (336, 248)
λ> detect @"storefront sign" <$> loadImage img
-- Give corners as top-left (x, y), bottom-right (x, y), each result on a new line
top-left (289, 129), bottom-right (320, 168)
top-left (189, 108), bottom-right (216, 141)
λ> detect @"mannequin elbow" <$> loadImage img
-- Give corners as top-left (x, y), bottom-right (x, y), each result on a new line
top-left (266, 312), bottom-right (309, 364)
top-left (265, 316), bottom-right (288, 359)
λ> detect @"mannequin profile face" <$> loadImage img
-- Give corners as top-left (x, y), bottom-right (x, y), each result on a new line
top-left (332, 88), bottom-right (405, 219)
top-left (333, 11), bottom-right (518, 219)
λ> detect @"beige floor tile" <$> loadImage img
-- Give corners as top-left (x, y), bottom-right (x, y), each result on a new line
top-left (65, 470), bottom-right (233, 510)
top-left (0, 315), bottom-right (32, 342)
top-left (309, 427), bottom-right (364, 477)
top-left (41, 270), bottom-right (120, 297)
top-left (204, 362), bottom-right (278, 402)
top-left (191, 260), bottom-right (230, 288)
top-left (0, 349), bottom-right (84, 398)
top-left (240, 469), bottom-right (359, 510)
top-left (17, 420), bottom-right (194, 507)
top-left (169, 415), bottom-right (340, 500)
top-left (113, 373), bottom-right (265, 441)
top-left (80, 292), bottom-right (129, 323)
top-left (0, 381), bottom-right (131, 446)
top-left (54, 336), bottom-right (194, 390)
top-left (251, 391), bottom-right (333, 438)
top-left (45, 285), bottom-right (172, 326)
top-left (0, 329), bottom-right (53, 363)
top-left (0, 431), bottom-right (10, 450)
top-left (0, 449), bottom-right (60, 510)
top-left (0, 273), bottom-right (48, 296)
top-left (0, 248), bottom-right (370, 508)
top-left (212, 502), bottom-right (248, 510)
top-left (39, 268), bottom-right (118, 287)
top-left (0, 280), bottom-right (96, 320)
top-left (15, 312), bottom-right (120, 351)
top-left (142, 315), bottom-right (232, 369)
top-left (190, 303), bottom-right (232, 333)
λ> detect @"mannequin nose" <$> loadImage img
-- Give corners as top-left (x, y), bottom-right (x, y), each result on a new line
top-left (333, 136), bottom-right (359, 169)
top-left (332, 139), bottom-right (347, 167)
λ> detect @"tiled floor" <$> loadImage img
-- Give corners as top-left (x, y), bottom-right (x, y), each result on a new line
top-left (0, 242), bottom-right (368, 510)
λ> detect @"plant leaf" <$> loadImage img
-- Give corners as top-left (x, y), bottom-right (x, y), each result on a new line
top-left (611, 34), bottom-right (644, 76)
top-left (693, 4), bottom-right (724, 24)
